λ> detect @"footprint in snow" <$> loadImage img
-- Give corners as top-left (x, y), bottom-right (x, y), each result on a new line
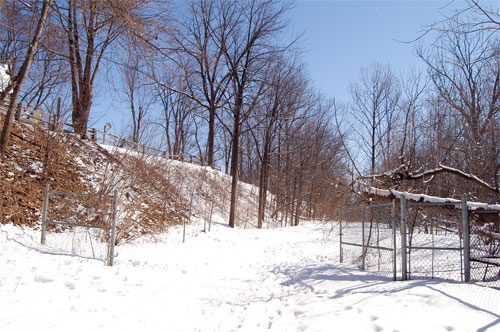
top-left (34, 275), bottom-right (53, 283)
top-left (130, 260), bottom-right (141, 266)
top-left (371, 315), bottom-right (379, 321)
top-left (372, 324), bottom-right (383, 332)
top-left (294, 310), bottom-right (304, 317)
top-left (445, 326), bottom-right (455, 331)
top-left (65, 282), bottom-right (75, 290)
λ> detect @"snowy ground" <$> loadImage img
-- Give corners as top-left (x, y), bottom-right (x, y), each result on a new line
top-left (1, 219), bottom-right (500, 332)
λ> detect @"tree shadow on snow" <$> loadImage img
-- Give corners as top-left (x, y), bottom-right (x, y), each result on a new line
top-left (272, 264), bottom-right (392, 296)
top-left (273, 263), bottom-right (500, 331)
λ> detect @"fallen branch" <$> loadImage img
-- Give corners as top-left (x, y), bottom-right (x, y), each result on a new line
top-left (362, 163), bottom-right (500, 196)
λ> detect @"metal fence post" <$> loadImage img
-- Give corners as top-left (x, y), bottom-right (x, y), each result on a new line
top-left (41, 184), bottom-right (49, 245)
top-left (392, 199), bottom-right (397, 281)
top-left (461, 195), bottom-right (470, 282)
top-left (400, 196), bottom-right (408, 281)
top-left (361, 207), bottom-right (366, 270)
top-left (339, 209), bottom-right (343, 263)
top-left (109, 190), bottom-right (118, 266)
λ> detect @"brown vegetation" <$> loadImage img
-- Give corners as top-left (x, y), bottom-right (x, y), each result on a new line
top-left (0, 116), bottom-right (191, 243)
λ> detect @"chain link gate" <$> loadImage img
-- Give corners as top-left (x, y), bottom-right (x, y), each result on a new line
top-left (339, 201), bottom-right (399, 280)
top-left (339, 197), bottom-right (500, 290)
top-left (340, 197), bottom-right (470, 283)
top-left (40, 184), bottom-right (118, 266)
top-left (402, 198), bottom-right (468, 282)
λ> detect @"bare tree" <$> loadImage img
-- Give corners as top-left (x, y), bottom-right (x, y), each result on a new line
top-left (53, 0), bottom-right (162, 137)
top-left (348, 62), bottom-right (400, 180)
top-left (169, 0), bottom-right (232, 168)
top-left (119, 51), bottom-right (155, 144)
top-left (394, 69), bottom-right (427, 171)
top-left (0, 0), bottom-right (43, 104)
top-left (268, 93), bottom-right (344, 227)
top-left (0, 0), bottom-right (52, 155)
top-left (251, 56), bottom-right (308, 228)
top-left (153, 69), bottom-right (198, 159)
top-left (210, 0), bottom-right (293, 228)
top-left (362, 24), bottom-right (500, 202)
top-left (439, 0), bottom-right (500, 35)
top-left (416, 25), bottom-right (500, 198)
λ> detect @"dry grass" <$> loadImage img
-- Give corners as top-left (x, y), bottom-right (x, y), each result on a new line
top-left (0, 117), bottom-right (190, 243)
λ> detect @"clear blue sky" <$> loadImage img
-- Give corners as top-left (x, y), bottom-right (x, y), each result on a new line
top-left (290, 0), bottom-right (454, 102)
top-left (92, 0), bottom-right (483, 135)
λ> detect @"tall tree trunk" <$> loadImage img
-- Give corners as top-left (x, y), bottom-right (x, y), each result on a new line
top-left (257, 131), bottom-right (271, 229)
top-left (294, 173), bottom-right (303, 226)
top-left (0, 0), bottom-right (52, 155)
top-left (207, 105), bottom-right (215, 167)
top-left (72, 86), bottom-right (92, 138)
top-left (228, 96), bottom-right (242, 228)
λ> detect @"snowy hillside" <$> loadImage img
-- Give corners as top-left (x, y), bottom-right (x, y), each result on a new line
top-left (1, 221), bottom-right (499, 332)
top-left (1, 117), bottom-right (499, 332)
top-left (0, 118), bottom-right (275, 244)
top-left (99, 144), bottom-right (276, 232)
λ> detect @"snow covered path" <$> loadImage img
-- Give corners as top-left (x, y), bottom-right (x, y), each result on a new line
top-left (1, 221), bottom-right (499, 332)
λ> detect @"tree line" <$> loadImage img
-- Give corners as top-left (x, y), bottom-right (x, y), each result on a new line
top-left (0, 0), bottom-right (499, 229)
top-left (340, 2), bottom-right (500, 205)
top-left (0, 0), bottom-right (345, 228)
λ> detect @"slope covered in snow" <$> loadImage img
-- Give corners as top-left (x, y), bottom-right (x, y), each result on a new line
top-left (1, 220), bottom-right (499, 332)
top-left (0, 118), bottom-right (273, 245)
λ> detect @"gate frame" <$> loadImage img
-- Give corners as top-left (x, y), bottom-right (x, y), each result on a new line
top-left (401, 196), bottom-right (470, 282)
top-left (40, 184), bottom-right (118, 266)
top-left (340, 196), bottom-right (471, 283)
top-left (339, 200), bottom-right (398, 281)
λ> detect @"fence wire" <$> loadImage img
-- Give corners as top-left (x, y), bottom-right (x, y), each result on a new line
top-left (44, 226), bottom-right (109, 262)
top-left (405, 203), bottom-right (464, 282)
top-left (340, 198), bottom-right (500, 290)
top-left (340, 202), bottom-right (397, 280)
top-left (42, 188), bottom-right (116, 264)
top-left (469, 211), bottom-right (500, 289)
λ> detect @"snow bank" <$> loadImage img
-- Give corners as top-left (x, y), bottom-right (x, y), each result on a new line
top-left (0, 63), bottom-right (9, 92)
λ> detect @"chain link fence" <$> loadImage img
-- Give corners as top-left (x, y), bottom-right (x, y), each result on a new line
top-left (469, 210), bottom-right (500, 289)
top-left (340, 198), bottom-right (469, 283)
top-left (40, 184), bottom-right (118, 265)
top-left (405, 202), bottom-right (465, 281)
top-left (339, 202), bottom-right (398, 280)
top-left (340, 196), bottom-right (500, 290)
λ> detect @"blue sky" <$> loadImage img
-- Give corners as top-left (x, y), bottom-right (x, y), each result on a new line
top-left (290, 0), bottom-right (452, 102)
top-left (92, 0), bottom-right (482, 136)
